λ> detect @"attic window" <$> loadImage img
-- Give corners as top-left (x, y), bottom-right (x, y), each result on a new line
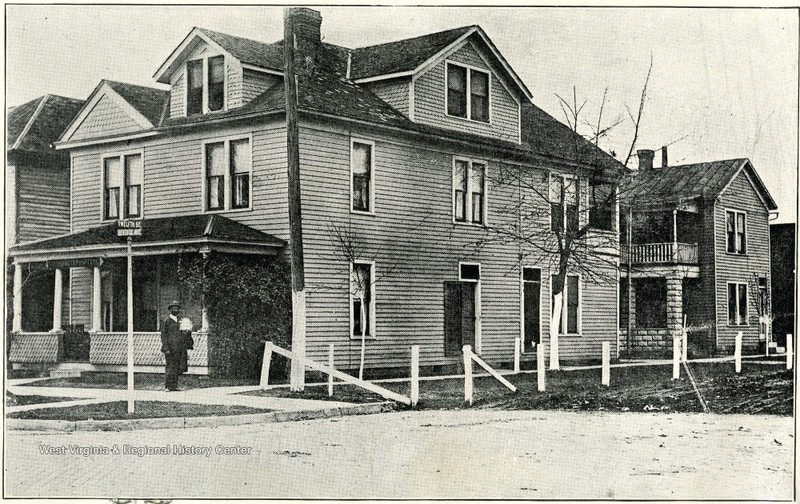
top-left (186, 55), bottom-right (225, 115)
top-left (447, 62), bottom-right (490, 123)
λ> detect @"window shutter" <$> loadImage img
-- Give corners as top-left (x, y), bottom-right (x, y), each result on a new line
top-left (443, 282), bottom-right (463, 356)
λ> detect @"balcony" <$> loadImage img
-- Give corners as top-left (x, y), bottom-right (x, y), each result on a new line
top-left (620, 242), bottom-right (698, 265)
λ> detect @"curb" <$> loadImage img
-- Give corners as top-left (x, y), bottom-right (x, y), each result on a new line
top-left (5, 402), bottom-right (397, 432)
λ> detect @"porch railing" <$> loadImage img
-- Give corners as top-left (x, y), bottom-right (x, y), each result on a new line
top-left (90, 331), bottom-right (208, 367)
top-left (621, 242), bottom-right (698, 265)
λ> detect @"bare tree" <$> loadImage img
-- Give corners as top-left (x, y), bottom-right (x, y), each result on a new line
top-left (475, 58), bottom-right (653, 370)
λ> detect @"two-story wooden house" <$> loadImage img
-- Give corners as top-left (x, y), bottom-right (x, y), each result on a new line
top-left (6, 94), bottom-right (84, 335)
top-left (619, 149), bottom-right (778, 357)
top-left (8, 8), bottom-right (624, 376)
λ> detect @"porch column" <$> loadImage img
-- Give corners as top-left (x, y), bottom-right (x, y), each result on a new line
top-left (201, 251), bottom-right (209, 331)
top-left (666, 275), bottom-right (684, 339)
top-left (672, 209), bottom-right (678, 261)
top-left (51, 268), bottom-right (63, 332)
top-left (12, 263), bottom-right (22, 332)
top-left (91, 265), bottom-right (102, 332)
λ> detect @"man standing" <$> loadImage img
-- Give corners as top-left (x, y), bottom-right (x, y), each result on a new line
top-left (160, 301), bottom-right (190, 391)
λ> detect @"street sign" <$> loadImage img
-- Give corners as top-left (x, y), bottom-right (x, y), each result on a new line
top-left (117, 219), bottom-right (142, 237)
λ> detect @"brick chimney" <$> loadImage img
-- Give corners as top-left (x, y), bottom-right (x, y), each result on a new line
top-left (637, 149), bottom-right (655, 171)
top-left (286, 7), bottom-right (321, 53)
top-left (661, 145), bottom-right (668, 168)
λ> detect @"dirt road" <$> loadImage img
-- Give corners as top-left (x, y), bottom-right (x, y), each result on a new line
top-left (4, 409), bottom-right (793, 499)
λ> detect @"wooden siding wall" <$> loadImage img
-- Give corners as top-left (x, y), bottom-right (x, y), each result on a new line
top-left (69, 267), bottom-right (92, 327)
top-left (367, 78), bottom-right (410, 117)
top-left (17, 164), bottom-right (70, 243)
top-left (242, 69), bottom-right (280, 104)
top-left (714, 171), bottom-right (772, 352)
top-left (169, 72), bottom-right (185, 118)
top-left (6, 164), bottom-right (17, 245)
top-left (297, 120), bottom-right (617, 370)
top-left (70, 95), bottom-right (141, 141)
top-left (413, 41), bottom-right (520, 143)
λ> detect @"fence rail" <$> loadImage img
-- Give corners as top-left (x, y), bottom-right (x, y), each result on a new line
top-left (621, 242), bottom-right (698, 264)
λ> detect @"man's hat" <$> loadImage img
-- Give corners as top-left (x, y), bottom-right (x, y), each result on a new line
top-left (168, 300), bottom-right (181, 309)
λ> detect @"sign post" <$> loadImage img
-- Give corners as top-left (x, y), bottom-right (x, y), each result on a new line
top-left (117, 220), bottom-right (141, 414)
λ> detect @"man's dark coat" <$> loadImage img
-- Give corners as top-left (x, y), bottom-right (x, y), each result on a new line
top-left (161, 317), bottom-right (189, 374)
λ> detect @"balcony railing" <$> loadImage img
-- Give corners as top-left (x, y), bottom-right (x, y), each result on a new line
top-left (621, 242), bottom-right (698, 265)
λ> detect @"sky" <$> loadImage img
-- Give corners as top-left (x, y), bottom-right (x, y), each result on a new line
top-left (6, 5), bottom-right (798, 223)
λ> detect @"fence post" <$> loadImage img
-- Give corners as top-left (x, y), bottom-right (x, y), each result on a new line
top-left (328, 344), bottom-right (334, 397)
top-left (410, 345), bottom-right (419, 407)
top-left (682, 315), bottom-right (688, 362)
top-left (672, 335), bottom-right (681, 380)
top-left (514, 337), bottom-right (521, 373)
top-left (787, 335), bottom-right (794, 371)
top-left (537, 343), bottom-right (546, 392)
top-left (260, 341), bottom-right (273, 389)
top-left (735, 331), bottom-right (742, 373)
top-left (463, 345), bottom-right (473, 405)
top-left (601, 341), bottom-right (610, 386)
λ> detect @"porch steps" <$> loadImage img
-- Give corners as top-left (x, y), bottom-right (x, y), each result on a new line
top-left (49, 362), bottom-right (94, 378)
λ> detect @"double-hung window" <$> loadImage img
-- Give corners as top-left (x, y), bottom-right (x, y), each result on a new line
top-left (550, 174), bottom-right (578, 235)
top-left (728, 282), bottom-right (748, 325)
top-left (552, 274), bottom-right (580, 334)
top-left (204, 137), bottom-right (251, 212)
top-left (104, 153), bottom-right (143, 220)
top-left (446, 62), bottom-right (490, 123)
top-left (726, 210), bottom-right (747, 254)
top-left (351, 262), bottom-right (375, 338)
top-left (351, 140), bottom-right (374, 213)
top-left (453, 159), bottom-right (486, 224)
top-left (186, 55), bottom-right (225, 115)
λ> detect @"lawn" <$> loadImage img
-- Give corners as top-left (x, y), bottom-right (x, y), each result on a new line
top-left (18, 373), bottom-right (255, 391)
top-left (244, 361), bottom-right (794, 415)
top-left (6, 401), bottom-right (273, 421)
top-left (6, 391), bottom-right (80, 407)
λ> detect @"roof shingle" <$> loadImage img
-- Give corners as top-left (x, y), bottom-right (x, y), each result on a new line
top-left (104, 80), bottom-right (169, 126)
top-left (8, 95), bottom-right (84, 153)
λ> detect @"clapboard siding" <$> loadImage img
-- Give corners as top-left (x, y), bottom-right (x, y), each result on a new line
top-left (170, 71), bottom-right (185, 118)
top-left (6, 164), bottom-right (17, 245)
top-left (71, 150), bottom-right (103, 232)
top-left (70, 267), bottom-right (92, 327)
top-left (413, 41), bottom-right (520, 143)
top-left (714, 171), bottom-right (772, 352)
top-left (242, 69), bottom-right (280, 104)
top-left (297, 121), bottom-right (617, 370)
top-left (71, 95), bottom-right (141, 141)
top-left (367, 78), bottom-right (410, 117)
top-left (17, 164), bottom-right (70, 243)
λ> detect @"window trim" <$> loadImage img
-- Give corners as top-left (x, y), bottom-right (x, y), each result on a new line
top-left (445, 61), bottom-right (492, 124)
top-left (349, 261), bottom-right (376, 340)
top-left (200, 134), bottom-right (253, 214)
top-left (549, 173), bottom-right (580, 234)
top-left (184, 53), bottom-right (227, 116)
top-left (727, 281), bottom-right (749, 326)
top-left (550, 273), bottom-right (582, 336)
top-left (725, 209), bottom-right (748, 255)
top-left (100, 149), bottom-right (145, 223)
top-left (452, 157), bottom-right (488, 226)
top-left (350, 138), bottom-right (376, 215)
top-left (458, 261), bottom-right (482, 353)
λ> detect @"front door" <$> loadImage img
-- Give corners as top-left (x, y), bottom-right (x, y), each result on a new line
top-left (523, 268), bottom-right (541, 350)
top-left (444, 281), bottom-right (476, 356)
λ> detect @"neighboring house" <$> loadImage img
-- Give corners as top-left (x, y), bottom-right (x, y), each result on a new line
top-left (618, 149), bottom-right (778, 357)
top-left (8, 8), bottom-right (624, 375)
top-left (770, 222), bottom-right (795, 349)
top-left (6, 94), bottom-right (84, 332)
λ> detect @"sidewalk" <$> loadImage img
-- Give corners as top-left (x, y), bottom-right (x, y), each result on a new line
top-left (6, 378), bottom-right (392, 430)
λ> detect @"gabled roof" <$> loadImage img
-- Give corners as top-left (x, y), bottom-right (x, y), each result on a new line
top-left (7, 94), bottom-right (84, 154)
top-left (58, 80), bottom-right (168, 145)
top-left (619, 158), bottom-right (778, 211)
top-left (350, 25), bottom-right (532, 101)
top-left (350, 26), bottom-right (474, 80)
top-left (154, 27), bottom-right (283, 84)
top-left (10, 214), bottom-right (285, 254)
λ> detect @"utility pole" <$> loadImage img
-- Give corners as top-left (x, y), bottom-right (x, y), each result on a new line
top-left (284, 8), bottom-right (306, 391)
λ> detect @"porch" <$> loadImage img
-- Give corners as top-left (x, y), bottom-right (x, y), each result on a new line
top-left (619, 202), bottom-right (702, 266)
top-left (8, 214), bottom-right (285, 374)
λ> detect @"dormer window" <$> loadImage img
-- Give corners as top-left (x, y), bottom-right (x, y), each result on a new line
top-left (186, 55), bottom-right (225, 115)
top-left (447, 62), bottom-right (490, 123)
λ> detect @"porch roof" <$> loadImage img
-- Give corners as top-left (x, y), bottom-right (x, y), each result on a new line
top-left (9, 214), bottom-right (286, 262)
